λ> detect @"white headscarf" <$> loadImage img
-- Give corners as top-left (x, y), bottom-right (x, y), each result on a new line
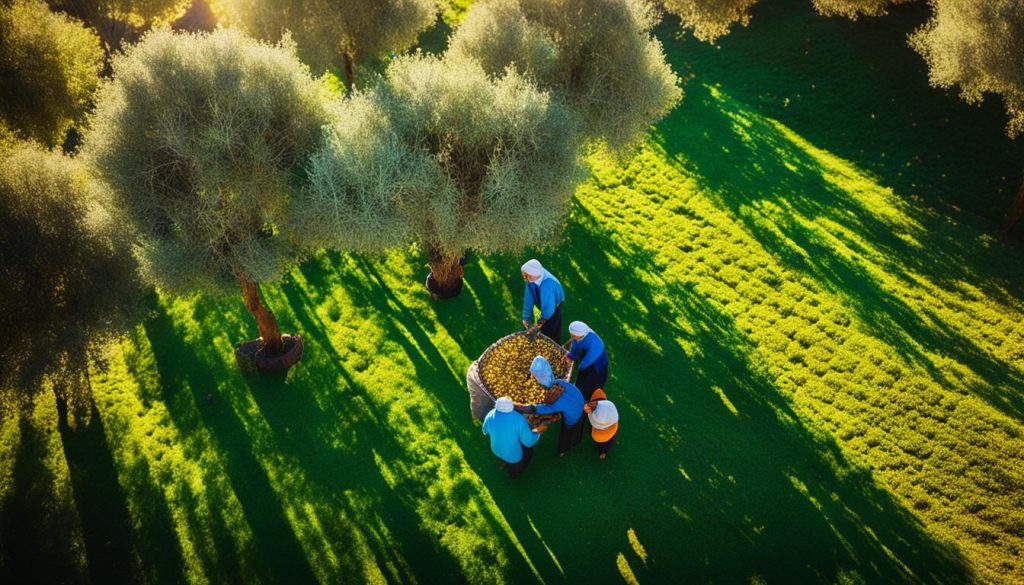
top-left (588, 400), bottom-right (619, 429)
top-left (568, 321), bottom-right (591, 338)
top-left (495, 396), bottom-right (514, 413)
top-left (521, 259), bottom-right (543, 277)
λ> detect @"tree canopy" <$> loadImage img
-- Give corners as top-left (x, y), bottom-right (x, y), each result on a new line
top-left (84, 28), bottom-right (332, 352)
top-left (46, 0), bottom-right (191, 53)
top-left (85, 28), bottom-right (330, 295)
top-left (296, 53), bottom-right (585, 292)
top-left (214, 0), bottom-right (437, 91)
top-left (0, 0), bottom-right (104, 147)
top-left (910, 0), bottom-right (1024, 139)
top-left (0, 141), bottom-right (140, 401)
top-left (664, 0), bottom-right (909, 42)
top-left (447, 0), bottom-right (682, 153)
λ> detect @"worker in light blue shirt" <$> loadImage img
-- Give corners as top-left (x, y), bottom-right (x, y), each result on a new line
top-left (483, 397), bottom-right (543, 478)
top-left (565, 321), bottom-right (608, 401)
top-left (516, 356), bottom-right (585, 457)
top-left (520, 259), bottom-right (566, 344)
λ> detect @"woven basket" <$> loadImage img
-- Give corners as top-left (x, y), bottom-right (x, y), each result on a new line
top-left (477, 331), bottom-right (572, 404)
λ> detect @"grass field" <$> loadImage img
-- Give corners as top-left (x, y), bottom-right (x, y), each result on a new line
top-left (3, 1), bottom-right (1024, 583)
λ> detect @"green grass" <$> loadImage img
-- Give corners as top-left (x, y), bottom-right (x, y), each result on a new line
top-left (3, 1), bottom-right (1024, 583)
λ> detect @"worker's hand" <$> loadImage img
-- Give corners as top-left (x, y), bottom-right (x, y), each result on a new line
top-left (513, 404), bottom-right (527, 413)
top-left (522, 319), bottom-right (530, 330)
top-left (564, 354), bottom-right (572, 365)
top-left (532, 425), bottom-right (547, 434)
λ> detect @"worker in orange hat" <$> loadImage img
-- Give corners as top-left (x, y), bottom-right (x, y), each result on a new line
top-left (584, 389), bottom-right (619, 459)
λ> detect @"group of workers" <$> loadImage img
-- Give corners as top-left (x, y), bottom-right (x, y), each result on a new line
top-left (482, 259), bottom-right (620, 479)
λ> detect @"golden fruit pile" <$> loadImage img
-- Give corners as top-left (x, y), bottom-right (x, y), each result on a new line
top-left (480, 333), bottom-right (569, 404)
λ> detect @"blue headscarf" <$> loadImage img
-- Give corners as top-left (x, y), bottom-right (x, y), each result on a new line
top-left (530, 356), bottom-right (554, 388)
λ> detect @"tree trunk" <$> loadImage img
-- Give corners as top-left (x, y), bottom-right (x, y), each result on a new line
top-left (426, 247), bottom-right (464, 299)
top-left (342, 52), bottom-right (355, 95)
top-left (999, 177), bottom-right (1024, 235)
top-left (239, 275), bottom-right (283, 354)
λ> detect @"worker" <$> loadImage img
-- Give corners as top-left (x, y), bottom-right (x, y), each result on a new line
top-left (520, 259), bottom-right (566, 344)
top-left (517, 356), bottom-right (585, 457)
top-left (584, 389), bottom-right (619, 459)
top-left (483, 397), bottom-right (544, 478)
top-left (565, 321), bottom-right (608, 401)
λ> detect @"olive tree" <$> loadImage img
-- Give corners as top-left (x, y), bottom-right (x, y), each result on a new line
top-left (447, 0), bottom-right (682, 154)
top-left (295, 53), bottom-right (585, 298)
top-left (0, 141), bottom-right (140, 416)
top-left (664, 0), bottom-right (909, 42)
top-left (0, 0), bottom-right (104, 147)
top-left (46, 0), bottom-right (190, 54)
top-left (215, 0), bottom-right (437, 93)
top-left (84, 29), bottom-right (332, 362)
top-left (910, 0), bottom-right (1024, 233)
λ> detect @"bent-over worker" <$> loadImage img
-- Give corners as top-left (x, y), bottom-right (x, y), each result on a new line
top-left (517, 356), bottom-right (585, 457)
top-left (483, 397), bottom-right (543, 478)
top-left (565, 321), bottom-right (608, 402)
top-left (520, 259), bottom-right (565, 344)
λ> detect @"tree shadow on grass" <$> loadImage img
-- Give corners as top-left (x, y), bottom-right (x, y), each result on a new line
top-left (653, 79), bottom-right (1024, 422)
top-left (56, 397), bottom-right (143, 585)
top-left (422, 209), bottom-right (973, 583)
top-left (1, 410), bottom-right (88, 585)
top-left (143, 294), bottom-right (469, 584)
top-left (659, 0), bottom-right (1024, 234)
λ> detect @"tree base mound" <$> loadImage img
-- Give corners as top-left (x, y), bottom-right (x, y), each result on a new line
top-left (425, 271), bottom-right (463, 300)
top-left (234, 334), bottom-right (304, 375)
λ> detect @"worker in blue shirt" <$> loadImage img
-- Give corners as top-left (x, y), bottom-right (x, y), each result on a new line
top-left (516, 356), bottom-right (585, 457)
top-left (565, 321), bottom-right (609, 401)
top-left (483, 397), bottom-right (544, 478)
top-left (520, 258), bottom-right (566, 344)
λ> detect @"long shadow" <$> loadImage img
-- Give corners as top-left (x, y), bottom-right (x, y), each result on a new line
top-left (1, 412), bottom-right (89, 585)
top-left (290, 255), bottom-right (555, 582)
top-left (297, 253), bottom-right (575, 581)
top-left (653, 75), bottom-right (1024, 421)
top-left (142, 307), bottom-right (319, 584)
top-left (660, 0), bottom-right (1024, 234)
top-left (153, 274), bottom-right (470, 583)
top-left (56, 396), bottom-right (142, 584)
top-left (493, 210), bottom-right (973, 583)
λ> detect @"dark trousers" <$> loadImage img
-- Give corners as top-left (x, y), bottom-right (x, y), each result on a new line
top-left (539, 304), bottom-right (563, 344)
top-left (595, 436), bottom-right (616, 456)
top-left (506, 445), bottom-right (534, 478)
top-left (575, 365), bottom-right (608, 402)
top-left (556, 418), bottom-right (585, 455)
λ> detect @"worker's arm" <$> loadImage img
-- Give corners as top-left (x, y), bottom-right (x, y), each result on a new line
top-left (532, 400), bottom-right (559, 416)
top-left (521, 282), bottom-right (536, 324)
top-left (518, 416), bottom-right (541, 447)
top-left (566, 339), bottom-right (581, 362)
top-left (538, 282), bottom-right (557, 320)
top-left (577, 336), bottom-right (605, 370)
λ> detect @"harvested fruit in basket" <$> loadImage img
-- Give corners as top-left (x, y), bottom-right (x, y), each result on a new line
top-left (480, 333), bottom-right (569, 404)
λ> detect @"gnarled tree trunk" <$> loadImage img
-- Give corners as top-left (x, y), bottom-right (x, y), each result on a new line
top-left (239, 275), bottom-right (283, 354)
top-left (426, 246), bottom-right (464, 299)
top-left (999, 177), bottom-right (1024, 235)
top-left (342, 52), bottom-right (355, 95)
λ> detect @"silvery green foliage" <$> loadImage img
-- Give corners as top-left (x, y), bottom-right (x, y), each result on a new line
top-left (662, 0), bottom-right (760, 42)
top-left (448, 0), bottom-right (682, 154)
top-left (911, 0), bottom-right (1024, 138)
top-left (299, 53), bottom-right (585, 258)
top-left (665, 0), bottom-right (908, 43)
top-left (84, 28), bottom-right (332, 295)
top-left (0, 142), bottom-right (140, 391)
top-left (215, 0), bottom-right (437, 74)
top-left (293, 96), bottom-right (418, 252)
top-left (813, 0), bottom-right (909, 19)
top-left (0, 0), bottom-right (104, 147)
